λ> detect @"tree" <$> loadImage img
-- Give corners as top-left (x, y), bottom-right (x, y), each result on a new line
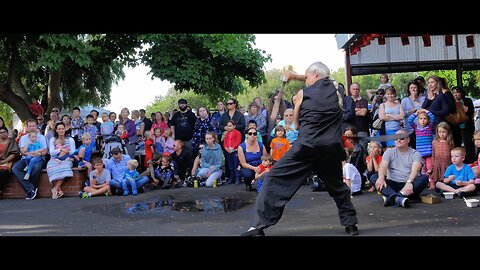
top-left (1, 34), bottom-right (270, 122)
top-left (0, 34), bottom-right (140, 121)
top-left (140, 34), bottom-right (271, 98)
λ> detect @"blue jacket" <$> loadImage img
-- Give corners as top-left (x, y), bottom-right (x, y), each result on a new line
top-left (201, 143), bottom-right (223, 172)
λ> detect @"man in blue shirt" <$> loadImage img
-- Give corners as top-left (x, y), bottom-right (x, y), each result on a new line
top-left (105, 147), bottom-right (148, 194)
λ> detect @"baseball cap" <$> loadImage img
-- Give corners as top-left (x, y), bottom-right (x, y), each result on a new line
top-left (178, 98), bottom-right (187, 104)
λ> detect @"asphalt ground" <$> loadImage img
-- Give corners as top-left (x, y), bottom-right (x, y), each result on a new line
top-left (1, 183), bottom-right (480, 236)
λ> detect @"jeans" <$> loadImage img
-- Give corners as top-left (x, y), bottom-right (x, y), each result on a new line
top-left (22, 156), bottom-right (43, 174)
top-left (110, 176), bottom-right (149, 192)
top-left (224, 151), bottom-right (239, 184)
top-left (369, 174), bottom-right (429, 200)
top-left (122, 179), bottom-right (137, 194)
top-left (12, 157), bottom-right (46, 194)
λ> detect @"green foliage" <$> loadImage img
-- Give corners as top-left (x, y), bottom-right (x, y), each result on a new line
top-left (0, 101), bottom-right (13, 126)
top-left (145, 87), bottom-right (215, 116)
top-left (418, 70), bottom-right (480, 98)
top-left (140, 34), bottom-right (271, 97)
top-left (331, 68), bottom-right (346, 86)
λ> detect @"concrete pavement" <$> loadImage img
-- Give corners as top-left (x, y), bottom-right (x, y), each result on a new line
top-left (1, 184), bottom-right (480, 236)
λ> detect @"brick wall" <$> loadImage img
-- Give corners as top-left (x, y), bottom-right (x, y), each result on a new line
top-left (2, 168), bottom-right (88, 199)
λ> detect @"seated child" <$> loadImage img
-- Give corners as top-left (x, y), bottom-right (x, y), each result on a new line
top-left (73, 133), bottom-right (96, 175)
top-left (343, 148), bottom-right (363, 197)
top-left (123, 159), bottom-right (140, 196)
top-left (22, 131), bottom-right (43, 181)
top-left (158, 154), bottom-right (176, 189)
top-left (437, 147), bottom-right (476, 198)
top-left (115, 123), bottom-right (127, 144)
top-left (143, 152), bottom-right (162, 189)
top-left (252, 154), bottom-right (273, 193)
top-left (79, 158), bottom-right (111, 198)
top-left (365, 141), bottom-right (382, 192)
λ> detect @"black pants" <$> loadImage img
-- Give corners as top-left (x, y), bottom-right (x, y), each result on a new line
top-left (0, 170), bottom-right (11, 192)
top-left (250, 148), bottom-right (358, 230)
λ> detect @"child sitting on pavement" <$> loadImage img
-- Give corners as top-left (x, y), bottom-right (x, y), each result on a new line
top-left (79, 158), bottom-right (111, 198)
top-left (343, 148), bottom-right (363, 198)
top-left (122, 159), bottom-right (140, 196)
top-left (436, 147), bottom-right (476, 198)
top-left (365, 141), bottom-right (382, 192)
top-left (252, 153), bottom-right (273, 193)
top-left (158, 154), bottom-right (176, 189)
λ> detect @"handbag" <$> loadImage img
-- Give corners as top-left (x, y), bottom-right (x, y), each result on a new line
top-left (372, 118), bottom-right (384, 130)
top-left (445, 101), bottom-right (469, 126)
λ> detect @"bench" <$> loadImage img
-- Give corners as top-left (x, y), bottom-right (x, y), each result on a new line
top-left (1, 167), bottom-right (88, 199)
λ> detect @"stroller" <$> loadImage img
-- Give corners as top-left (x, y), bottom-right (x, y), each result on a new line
top-left (102, 135), bottom-right (128, 159)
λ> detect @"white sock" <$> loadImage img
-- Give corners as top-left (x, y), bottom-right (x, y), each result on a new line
top-left (87, 193), bottom-right (92, 197)
top-left (248, 227), bottom-right (256, 231)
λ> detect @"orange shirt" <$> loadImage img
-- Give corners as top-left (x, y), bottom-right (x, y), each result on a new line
top-left (270, 137), bottom-right (290, 161)
top-left (366, 155), bottom-right (382, 166)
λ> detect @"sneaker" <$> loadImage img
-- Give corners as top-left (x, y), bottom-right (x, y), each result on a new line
top-left (104, 191), bottom-right (110, 196)
top-left (23, 166), bottom-right (28, 172)
top-left (345, 225), bottom-right (359, 236)
top-left (240, 228), bottom-right (265, 237)
top-left (78, 161), bottom-right (86, 169)
top-left (394, 196), bottom-right (409, 208)
top-left (24, 173), bottom-right (30, 181)
top-left (25, 188), bottom-right (38, 200)
top-left (78, 191), bottom-right (89, 199)
top-left (382, 195), bottom-right (394, 207)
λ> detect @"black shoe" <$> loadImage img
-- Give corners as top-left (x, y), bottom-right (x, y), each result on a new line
top-left (345, 225), bottom-right (359, 236)
top-left (240, 228), bottom-right (265, 237)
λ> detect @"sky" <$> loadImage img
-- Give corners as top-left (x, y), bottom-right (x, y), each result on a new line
top-left (105, 34), bottom-right (345, 114)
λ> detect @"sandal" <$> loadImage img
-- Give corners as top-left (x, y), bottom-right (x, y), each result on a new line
top-left (51, 188), bottom-right (58, 199)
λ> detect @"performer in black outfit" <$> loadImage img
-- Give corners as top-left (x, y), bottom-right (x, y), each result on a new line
top-left (241, 61), bottom-right (359, 236)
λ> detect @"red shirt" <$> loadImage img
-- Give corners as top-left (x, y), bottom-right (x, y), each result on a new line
top-left (223, 129), bottom-right (242, 150)
top-left (28, 102), bottom-right (44, 117)
top-left (258, 164), bottom-right (272, 173)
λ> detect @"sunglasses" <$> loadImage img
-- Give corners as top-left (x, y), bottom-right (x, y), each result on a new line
top-left (396, 137), bottom-right (406, 141)
top-left (248, 132), bottom-right (257, 136)
top-left (52, 110), bottom-right (59, 112)
top-left (37, 118), bottom-right (43, 120)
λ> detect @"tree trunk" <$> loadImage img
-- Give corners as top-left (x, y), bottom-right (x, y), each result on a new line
top-left (47, 70), bottom-right (62, 113)
top-left (6, 37), bottom-right (30, 103)
top-left (0, 84), bottom-right (33, 122)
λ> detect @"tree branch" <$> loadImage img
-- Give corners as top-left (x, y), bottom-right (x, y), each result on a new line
top-left (0, 83), bottom-right (33, 121)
